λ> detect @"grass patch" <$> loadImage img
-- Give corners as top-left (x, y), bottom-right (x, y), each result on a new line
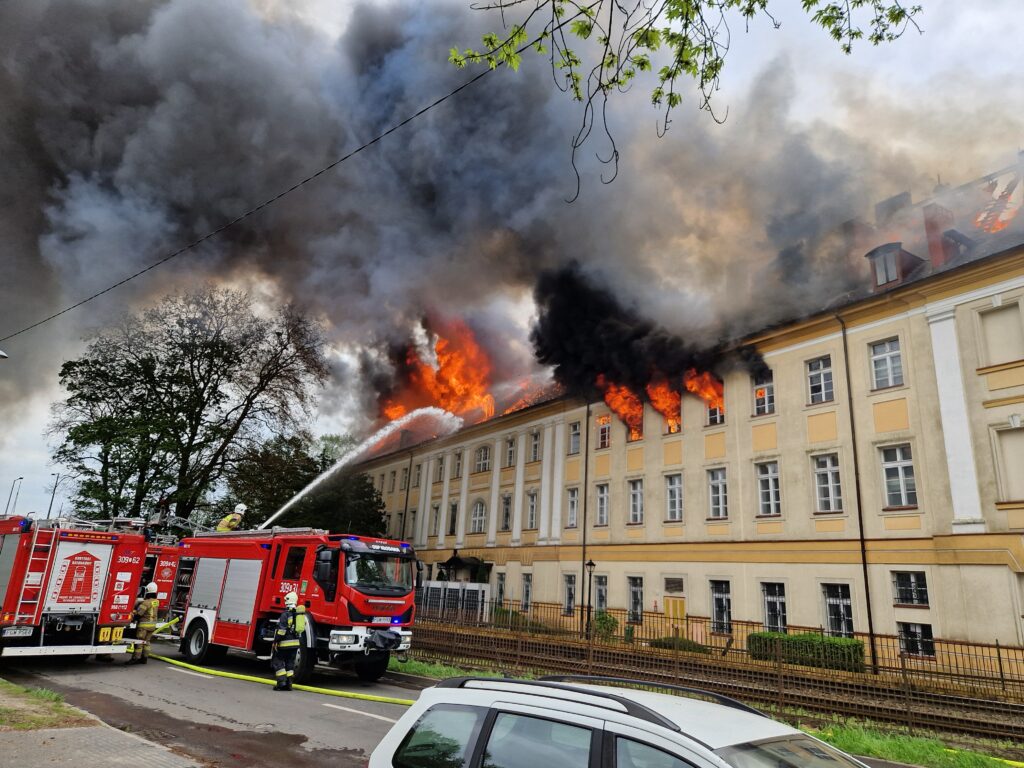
top-left (389, 655), bottom-right (533, 680)
top-left (812, 725), bottom-right (1011, 768)
top-left (0, 679), bottom-right (91, 731)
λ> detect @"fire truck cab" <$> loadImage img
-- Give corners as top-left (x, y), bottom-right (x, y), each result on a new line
top-left (0, 516), bottom-right (146, 657)
top-left (168, 528), bottom-right (417, 682)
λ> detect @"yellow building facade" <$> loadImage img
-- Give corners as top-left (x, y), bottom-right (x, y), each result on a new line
top-left (358, 242), bottom-right (1024, 647)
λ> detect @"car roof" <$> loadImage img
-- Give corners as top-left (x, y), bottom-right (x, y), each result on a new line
top-left (428, 678), bottom-right (799, 750)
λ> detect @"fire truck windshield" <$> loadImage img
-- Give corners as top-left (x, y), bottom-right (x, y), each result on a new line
top-left (344, 553), bottom-right (413, 595)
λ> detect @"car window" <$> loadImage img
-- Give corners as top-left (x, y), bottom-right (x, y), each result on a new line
top-left (715, 737), bottom-right (863, 768)
top-left (617, 737), bottom-right (695, 768)
top-left (392, 704), bottom-right (487, 768)
top-left (481, 712), bottom-right (592, 768)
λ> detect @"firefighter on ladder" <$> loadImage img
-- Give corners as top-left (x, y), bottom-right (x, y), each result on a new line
top-left (215, 503), bottom-right (247, 532)
top-left (271, 591), bottom-right (305, 691)
top-left (128, 582), bottom-right (159, 665)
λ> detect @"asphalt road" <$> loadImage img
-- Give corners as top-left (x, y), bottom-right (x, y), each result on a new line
top-left (0, 639), bottom-right (420, 767)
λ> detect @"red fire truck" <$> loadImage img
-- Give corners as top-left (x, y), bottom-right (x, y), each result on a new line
top-left (0, 516), bottom-right (147, 657)
top-left (163, 527), bottom-right (418, 682)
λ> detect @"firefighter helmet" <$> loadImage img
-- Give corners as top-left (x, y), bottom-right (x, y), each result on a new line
top-left (146, 582), bottom-right (158, 595)
top-left (234, 503), bottom-right (247, 516)
top-left (284, 591), bottom-right (299, 607)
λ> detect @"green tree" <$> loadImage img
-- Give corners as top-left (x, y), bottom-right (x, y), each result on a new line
top-left (49, 288), bottom-right (328, 519)
top-left (452, 0), bottom-right (922, 197)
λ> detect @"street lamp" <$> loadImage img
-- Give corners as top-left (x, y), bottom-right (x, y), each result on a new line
top-left (585, 559), bottom-right (596, 639)
top-left (5, 477), bottom-right (24, 516)
top-left (47, 473), bottom-right (61, 519)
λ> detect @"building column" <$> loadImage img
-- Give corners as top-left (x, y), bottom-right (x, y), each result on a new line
top-left (416, 457), bottom-right (433, 547)
top-left (455, 459), bottom-right (470, 547)
top-left (511, 432), bottom-right (527, 545)
top-left (436, 452), bottom-right (452, 548)
top-left (538, 422), bottom-right (555, 543)
top-left (486, 438), bottom-right (502, 546)
top-left (927, 306), bottom-right (986, 532)
top-left (548, 420), bottom-right (567, 543)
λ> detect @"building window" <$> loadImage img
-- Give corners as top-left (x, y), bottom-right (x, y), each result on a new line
top-left (568, 421), bottom-right (581, 455)
top-left (505, 437), bottom-right (516, 468)
top-left (707, 403), bottom-right (725, 426)
top-left (707, 468), bottom-right (728, 519)
top-left (447, 502), bottom-right (458, 536)
top-left (881, 444), bottom-right (917, 507)
top-left (874, 249), bottom-right (899, 285)
top-left (823, 583), bottom-right (854, 637)
top-left (388, 471), bottom-right (396, 493)
top-left (807, 356), bottom-right (834, 404)
top-left (474, 446), bottom-right (491, 473)
top-left (431, 504), bottom-right (440, 535)
top-left (526, 491), bottom-right (537, 529)
top-left (597, 415), bottom-right (611, 450)
top-left (595, 575), bottom-right (608, 612)
top-left (997, 428), bottom-right (1024, 501)
top-left (470, 500), bottom-right (486, 534)
top-left (664, 577), bottom-right (685, 595)
top-left (529, 431), bottom-right (541, 462)
top-left (710, 580), bottom-right (732, 633)
top-left (596, 483), bottom-right (609, 526)
top-left (495, 572), bottom-right (506, 604)
top-left (400, 467), bottom-right (409, 491)
top-left (628, 479), bottom-right (644, 524)
top-left (892, 571), bottom-right (929, 606)
top-left (898, 622), bottom-right (935, 657)
top-left (453, 451), bottom-right (463, 479)
top-left (871, 338), bottom-right (904, 389)
top-left (434, 459), bottom-right (444, 483)
top-left (378, 473), bottom-right (385, 490)
top-left (756, 461), bottom-right (781, 517)
top-left (980, 303), bottom-right (1024, 367)
top-left (813, 454), bottom-right (843, 513)
top-left (626, 418), bottom-right (644, 442)
top-left (413, 464), bottom-right (421, 488)
top-left (521, 574), bottom-right (532, 611)
top-left (762, 582), bottom-right (787, 633)
top-left (499, 495), bottom-right (512, 531)
top-left (665, 474), bottom-right (683, 522)
top-left (566, 488), bottom-right (579, 528)
top-left (627, 577), bottom-right (644, 623)
top-left (563, 574), bottom-right (576, 615)
top-left (753, 370), bottom-right (775, 416)
top-left (407, 512), bottom-right (415, 540)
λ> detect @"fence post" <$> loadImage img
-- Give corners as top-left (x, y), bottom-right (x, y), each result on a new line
top-left (775, 635), bottom-right (784, 713)
top-left (996, 640), bottom-right (1007, 693)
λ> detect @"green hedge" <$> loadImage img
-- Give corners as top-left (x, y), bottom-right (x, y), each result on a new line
top-left (648, 636), bottom-right (711, 654)
top-left (747, 631), bottom-right (865, 672)
top-left (591, 611), bottom-right (618, 642)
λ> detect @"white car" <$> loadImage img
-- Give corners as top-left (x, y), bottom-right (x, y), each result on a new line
top-left (369, 675), bottom-right (868, 768)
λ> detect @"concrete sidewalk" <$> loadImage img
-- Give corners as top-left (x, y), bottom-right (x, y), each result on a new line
top-left (0, 725), bottom-right (202, 767)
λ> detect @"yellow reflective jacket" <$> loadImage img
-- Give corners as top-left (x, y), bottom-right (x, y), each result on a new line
top-left (215, 512), bottom-right (242, 532)
top-left (275, 606), bottom-right (306, 648)
top-left (134, 597), bottom-right (159, 629)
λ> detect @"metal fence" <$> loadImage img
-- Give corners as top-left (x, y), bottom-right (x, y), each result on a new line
top-left (412, 597), bottom-right (1024, 741)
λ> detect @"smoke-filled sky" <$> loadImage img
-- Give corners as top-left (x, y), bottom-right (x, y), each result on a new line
top-left (2, 0), bottom-right (1022, 514)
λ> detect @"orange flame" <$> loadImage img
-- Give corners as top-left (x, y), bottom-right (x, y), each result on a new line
top-left (596, 375), bottom-right (644, 441)
top-left (974, 175), bottom-right (1021, 233)
top-left (645, 377), bottom-right (681, 433)
top-left (382, 319), bottom-right (496, 421)
top-left (683, 368), bottom-right (724, 412)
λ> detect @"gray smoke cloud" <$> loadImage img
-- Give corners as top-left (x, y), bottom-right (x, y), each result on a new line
top-left (1, 0), bottom-right (1022, 439)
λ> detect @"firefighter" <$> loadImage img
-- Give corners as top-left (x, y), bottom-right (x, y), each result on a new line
top-left (128, 582), bottom-right (159, 664)
top-left (271, 591), bottom-right (305, 691)
top-left (216, 503), bottom-right (247, 532)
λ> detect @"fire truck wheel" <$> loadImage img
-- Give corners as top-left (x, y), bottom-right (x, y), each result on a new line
top-left (182, 621), bottom-right (215, 663)
top-left (290, 643), bottom-right (316, 684)
top-left (354, 652), bottom-right (389, 683)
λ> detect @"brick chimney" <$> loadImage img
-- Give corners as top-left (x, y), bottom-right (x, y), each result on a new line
top-left (923, 202), bottom-right (955, 269)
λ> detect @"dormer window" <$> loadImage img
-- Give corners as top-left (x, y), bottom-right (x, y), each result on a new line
top-left (874, 248), bottom-right (899, 285)
top-left (865, 242), bottom-right (923, 291)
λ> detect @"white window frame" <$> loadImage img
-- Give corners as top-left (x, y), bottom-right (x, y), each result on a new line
top-left (434, 459), bottom-right (444, 483)
top-left (526, 491), bottom-right (537, 529)
top-left (871, 338), bottom-right (904, 389)
top-left (521, 574), bottom-right (532, 611)
top-left (753, 370), bottom-right (775, 416)
top-left (529, 431), bottom-right (541, 462)
top-left (628, 479), bottom-right (644, 524)
top-left (413, 464), bottom-right (421, 488)
top-left (431, 503), bottom-right (440, 535)
top-left (474, 445), bottom-right (491, 473)
top-left (710, 580), bottom-right (732, 634)
top-left (813, 453), bottom-right (843, 513)
top-left (597, 415), bottom-right (611, 450)
top-left (707, 403), bottom-right (725, 426)
top-left (594, 575), bottom-right (608, 612)
top-left (505, 437), bottom-right (516, 468)
top-left (627, 576), bottom-right (644, 623)
top-left (881, 443), bottom-right (917, 507)
top-left (708, 467), bottom-right (728, 519)
top-left (762, 582), bottom-right (787, 633)
top-left (495, 572), bottom-right (506, 604)
top-left (892, 571), bottom-right (929, 606)
top-left (596, 483), bottom-right (609, 526)
top-left (897, 622), bottom-right (935, 657)
top-left (874, 250), bottom-right (899, 285)
top-left (665, 473), bottom-right (683, 522)
top-left (447, 502), bottom-right (458, 536)
top-left (568, 421), bottom-right (581, 455)
top-left (389, 471), bottom-right (397, 493)
top-left (470, 500), bottom-right (486, 534)
top-left (756, 461), bottom-right (781, 517)
top-left (563, 574), bottom-right (576, 616)
top-left (822, 583), bottom-right (854, 637)
top-left (566, 487), bottom-right (579, 528)
top-left (807, 355), bottom-right (835, 404)
top-left (452, 451), bottom-right (463, 479)
top-left (400, 467), bottom-right (408, 490)
top-left (500, 494), bottom-right (512, 531)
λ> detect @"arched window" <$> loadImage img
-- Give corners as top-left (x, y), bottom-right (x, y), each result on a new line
top-left (470, 500), bottom-right (487, 534)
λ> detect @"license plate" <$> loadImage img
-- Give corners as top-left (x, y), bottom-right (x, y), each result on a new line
top-left (2, 626), bottom-right (32, 638)
top-left (372, 616), bottom-right (391, 624)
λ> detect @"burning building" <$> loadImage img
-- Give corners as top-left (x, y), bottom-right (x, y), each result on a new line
top-left (353, 155), bottom-right (1024, 652)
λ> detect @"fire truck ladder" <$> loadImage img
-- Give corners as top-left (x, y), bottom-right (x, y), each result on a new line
top-left (14, 526), bottom-right (55, 625)
top-left (191, 526), bottom-right (328, 538)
